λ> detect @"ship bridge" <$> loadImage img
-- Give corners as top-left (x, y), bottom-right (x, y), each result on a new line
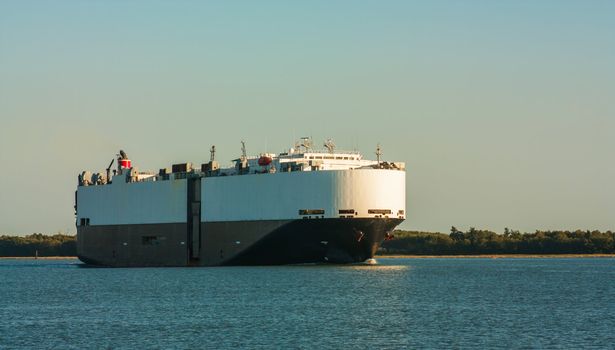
top-left (222, 138), bottom-right (405, 176)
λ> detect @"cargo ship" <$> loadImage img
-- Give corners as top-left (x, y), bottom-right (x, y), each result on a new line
top-left (75, 138), bottom-right (406, 266)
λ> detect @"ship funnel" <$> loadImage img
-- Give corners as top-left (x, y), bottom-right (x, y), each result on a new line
top-left (118, 150), bottom-right (131, 169)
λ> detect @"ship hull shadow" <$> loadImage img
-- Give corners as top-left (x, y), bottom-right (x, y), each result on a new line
top-left (223, 218), bottom-right (403, 266)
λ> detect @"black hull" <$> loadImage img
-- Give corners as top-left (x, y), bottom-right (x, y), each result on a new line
top-left (77, 218), bottom-right (403, 267)
top-left (225, 218), bottom-right (402, 265)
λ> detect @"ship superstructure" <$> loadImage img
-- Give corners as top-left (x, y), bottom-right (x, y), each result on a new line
top-left (75, 138), bottom-right (406, 266)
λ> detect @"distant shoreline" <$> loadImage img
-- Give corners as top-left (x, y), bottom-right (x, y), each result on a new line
top-left (2, 254), bottom-right (615, 260)
top-left (0, 256), bottom-right (78, 260)
top-left (376, 254), bottom-right (615, 258)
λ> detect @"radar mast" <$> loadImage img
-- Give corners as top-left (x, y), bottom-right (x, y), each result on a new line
top-left (210, 145), bottom-right (216, 162)
top-left (324, 139), bottom-right (336, 153)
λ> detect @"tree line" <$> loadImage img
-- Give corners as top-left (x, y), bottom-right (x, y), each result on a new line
top-left (0, 233), bottom-right (76, 257)
top-left (1, 228), bottom-right (615, 256)
top-left (381, 227), bottom-right (615, 255)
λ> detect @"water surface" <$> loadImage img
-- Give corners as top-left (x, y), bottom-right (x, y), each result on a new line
top-left (1, 258), bottom-right (614, 349)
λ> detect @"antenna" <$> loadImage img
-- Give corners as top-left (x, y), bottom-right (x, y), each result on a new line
top-left (241, 140), bottom-right (247, 160)
top-left (375, 143), bottom-right (382, 165)
top-left (324, 139), bottom-right (336, 153)
top-left (210, 145), bottom-right (216, 162)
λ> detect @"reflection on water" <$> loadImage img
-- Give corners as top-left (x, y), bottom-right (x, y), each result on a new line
top-left (1, 258), bottom-right (614, 349)
top-left (365, 258), bottom-right (377, 265)
top-left (346, 263), bottom-right (410, 272)
top-left (287, 258), bottom-right (410, 272)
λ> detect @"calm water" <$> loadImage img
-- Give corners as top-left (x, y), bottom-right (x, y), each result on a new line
top-left (1, 258), bottom-right (614, 349)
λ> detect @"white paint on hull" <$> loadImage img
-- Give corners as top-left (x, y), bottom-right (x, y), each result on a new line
top-left (76, 169), bottom-right (405, 226)
top-left (201, 169), bottom-right (405, 222)
top-left (77, 178), bottom-right (187, 225)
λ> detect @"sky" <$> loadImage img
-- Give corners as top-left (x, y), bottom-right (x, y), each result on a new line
top-left (1, 0), bottom-right (614, 235)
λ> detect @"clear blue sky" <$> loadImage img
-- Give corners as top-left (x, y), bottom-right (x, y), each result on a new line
top-left (1, 1), bottom-right (614, 234)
